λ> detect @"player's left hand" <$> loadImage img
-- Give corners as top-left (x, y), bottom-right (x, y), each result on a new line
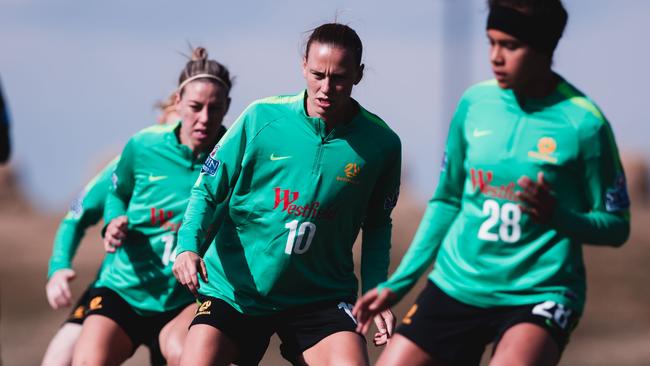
top-left (517, 171), bottom-right (556, 223)
top-left (372, 308), bottom-right (395, 346)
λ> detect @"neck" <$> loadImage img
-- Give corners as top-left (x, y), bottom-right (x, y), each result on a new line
top-left (321, 101), bottom-right (359, 132)
top-left (514, 69), bottom-right (558, 100)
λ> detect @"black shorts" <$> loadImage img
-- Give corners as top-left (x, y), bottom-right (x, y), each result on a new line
top-left (85, 287), bottom-right (190, 359)
top-left (396, 281), bottom-right (580, 366)
top-left (191, 296), bottom-right (362, 365)
top-left (65, 286), bottom-right (93, 325)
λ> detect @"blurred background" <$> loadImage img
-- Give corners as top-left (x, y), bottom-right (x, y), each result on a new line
top-left (1, 0), bottom-right (649, 364)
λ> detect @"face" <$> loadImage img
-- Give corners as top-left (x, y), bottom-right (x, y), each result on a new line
top-left (302, 42), bottom-right (363, 121)
top-left (487, 29), bottom-right (550, 91)
top-left (176, 80), bottom-right (230, 153)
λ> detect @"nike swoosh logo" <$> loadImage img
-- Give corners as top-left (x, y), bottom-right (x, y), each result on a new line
top-left (148, 175), bottom-right (168, 182)
top-left (270, 154), bottom-right (292, 161)
top-left (473, 128), bottom-right (493, 138)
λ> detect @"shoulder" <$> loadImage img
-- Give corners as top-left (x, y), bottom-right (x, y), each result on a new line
top-left (129, 123), bottom-right (177, 147)
top-left (554, 79), bottom-right (608, 132)
top-left (357, 105), bottom-right (401, 155)
top-left (461, 79), bottom-right (503, 103)
top-left (241, 92), bottom-right (303, 119)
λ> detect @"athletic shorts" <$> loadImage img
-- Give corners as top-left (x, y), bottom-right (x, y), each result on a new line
top-left (396, 281), bottom-right (580, 366)
top-left (65, 286), bottom-right (93, 325)
top-left (191, 296), bottom-right (363, 365)
top-left (85, 287), bottom-right (190, 361)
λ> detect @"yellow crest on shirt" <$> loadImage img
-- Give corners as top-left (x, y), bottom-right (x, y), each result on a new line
top-left (528, 137), bottom-right (558, 164)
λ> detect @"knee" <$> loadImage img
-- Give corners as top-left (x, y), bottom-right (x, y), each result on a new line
top-left (161, 336), bottom-right (185, 366)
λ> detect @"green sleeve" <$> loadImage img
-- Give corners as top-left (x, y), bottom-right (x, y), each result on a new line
top-left (551, 120), bottom-right (630, 246)
top-left (379, 97), bottom-right (468, 301)
top-left (47, 158), bottom-right (119, 278)
top-left (178, 114), bottom-right (248, 255)
top-left (104, 138), bottom-right (136, 226)
top-left (360, 142), bottom-right (401, 293)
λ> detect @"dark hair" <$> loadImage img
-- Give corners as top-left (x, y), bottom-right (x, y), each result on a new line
top-left (305, 23), bottom-right (363, 66)
top-left (177, 47), bottom-right (233, 96)
top-left (488, 0), bottom-right (568, 40)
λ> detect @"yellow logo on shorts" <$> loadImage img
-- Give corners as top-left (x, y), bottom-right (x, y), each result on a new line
top-left (196, 300), bottom-right (212, 316)
top-left (73, 305), bottom-right (86, 319)
top-left (402, 304), bottom-right (418, 325)
top-left (89, 296), bottom-right (103, 310)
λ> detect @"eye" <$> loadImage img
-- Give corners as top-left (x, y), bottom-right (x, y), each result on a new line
top-left (312, 72), bottom-right (325, 80)
top-left (503, 41), bottom-right (520, 50)
top-left (190, 103), bottom-right (202, 112)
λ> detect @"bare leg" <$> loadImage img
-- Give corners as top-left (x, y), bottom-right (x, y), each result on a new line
top-left (490, 323), bottom-right (559, 366)
top-left (299, 331), bottom-right (368, 366)
top-left (158, 304), bottom-right (197, 366)
top-left (41, 323), bottom-right (82, 366)
top-left (179, 324), bottom-right (238, 366)
top-left (376, 334), bottom-right (445, 366)
top-left (72, 315), bottom-right (133, 366)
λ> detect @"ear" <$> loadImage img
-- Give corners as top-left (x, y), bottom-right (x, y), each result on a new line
top-left (302, 57), bottom-right (308, 79)
top-left (174, 91), bottom-right (182, 112)
top-left (354, 64), bottom-right (365, 85)
top-left (224, 97), bottom-right (232, 115)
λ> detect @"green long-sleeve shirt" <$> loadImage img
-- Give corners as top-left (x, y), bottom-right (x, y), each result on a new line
top-left (178, 91), bottom-right (402, 315)
top-left (47, 157), bottom-right (119, 278)
top-left (381, 78), bottom-right (630, 313)
top-left (96, 122), bottom-right (225, 315)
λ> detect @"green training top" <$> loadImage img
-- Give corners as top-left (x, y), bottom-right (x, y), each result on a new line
top-left (96, 122), bottom-right (226, 315)
top-left (381, 78), bottom-right (630, 313)
top-left (178, 91), bottom-right (402, 315)
top-left (47, 157), bottom-right (119, 279)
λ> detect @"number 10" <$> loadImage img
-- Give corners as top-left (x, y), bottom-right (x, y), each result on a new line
top-left (284, 220), bottom-right (316, 254)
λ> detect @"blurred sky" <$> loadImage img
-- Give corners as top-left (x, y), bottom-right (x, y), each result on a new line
top-left (1, 0), bottom-right (649, 212)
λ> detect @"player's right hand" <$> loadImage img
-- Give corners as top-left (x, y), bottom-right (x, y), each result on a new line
top-left (353, 287), bottom-right (397, 335)
top-left (45, 269), bottom-right (76, 309)
top-left (104, 216), bottom-right (128, 253)
top-left (172, 251), bottom-right (208, 297)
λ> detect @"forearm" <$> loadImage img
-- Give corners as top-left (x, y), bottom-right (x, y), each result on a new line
top-left (178, 186), bottom-right (218, 254)
top-left (379, 200), bottom-right (458, 301)
top-left (360, 224), bottom-right (391, 293)
top-left (47, 221), bottom-right (84, 278)
top-left (551, 206), bottom-right (630, 246)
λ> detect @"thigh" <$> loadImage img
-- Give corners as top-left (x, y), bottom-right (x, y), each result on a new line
top-left (188, 296), bottom-right (272, 365)
top-left (394, 281), bottom-right (492, 366)
top-left (376, 333), bottom-right (445, 366)
top-left (158, 303), bottom-right (197, 366)
top-left (72, 314), bottom-right (133, 366)
top-left (490, 323), bottom-right (558, 366)
top-left (180, 324), bottom-right (238, 366)
top-left (42, 323), bottom-right (82, 366)
top-left (491, 300), bottom-right (580, 366)
top-left (277, 300), bottom-right (365, 365)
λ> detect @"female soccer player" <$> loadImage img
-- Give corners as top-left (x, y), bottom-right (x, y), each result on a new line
top-left (173, 23), bottom-right (401, 366)
top-left (71, 47), bottom-right (233, 366)
top-left (42, 94), bottom-right (181, 366)
top-left (354, 1), bottom-right (630, 365)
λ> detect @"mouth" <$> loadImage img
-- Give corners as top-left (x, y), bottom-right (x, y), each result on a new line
top-left (493, 70), bottom-right (507, 81)
top-left (192, 129), bottom-right (209, 140)
top-left (315, 97), bottom-right (332, 109)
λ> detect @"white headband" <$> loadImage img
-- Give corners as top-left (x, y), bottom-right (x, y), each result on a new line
top-left (177, 73), bottom-right (229, 93)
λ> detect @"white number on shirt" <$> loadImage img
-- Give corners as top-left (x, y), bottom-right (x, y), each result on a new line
top-left (161, 234), bottom-right (178, 265)
top-left (284, 220), bottom-right (316, 254)
top-left (477, 199), bottom-right (521, 243)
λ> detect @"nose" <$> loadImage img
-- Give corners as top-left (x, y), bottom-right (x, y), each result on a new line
top-left (198, 106), bottom-right (209, 124)
top-left (320, 77), bottom-right (332, 94)
top-left (490, 45), bottom-right (503, 66)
